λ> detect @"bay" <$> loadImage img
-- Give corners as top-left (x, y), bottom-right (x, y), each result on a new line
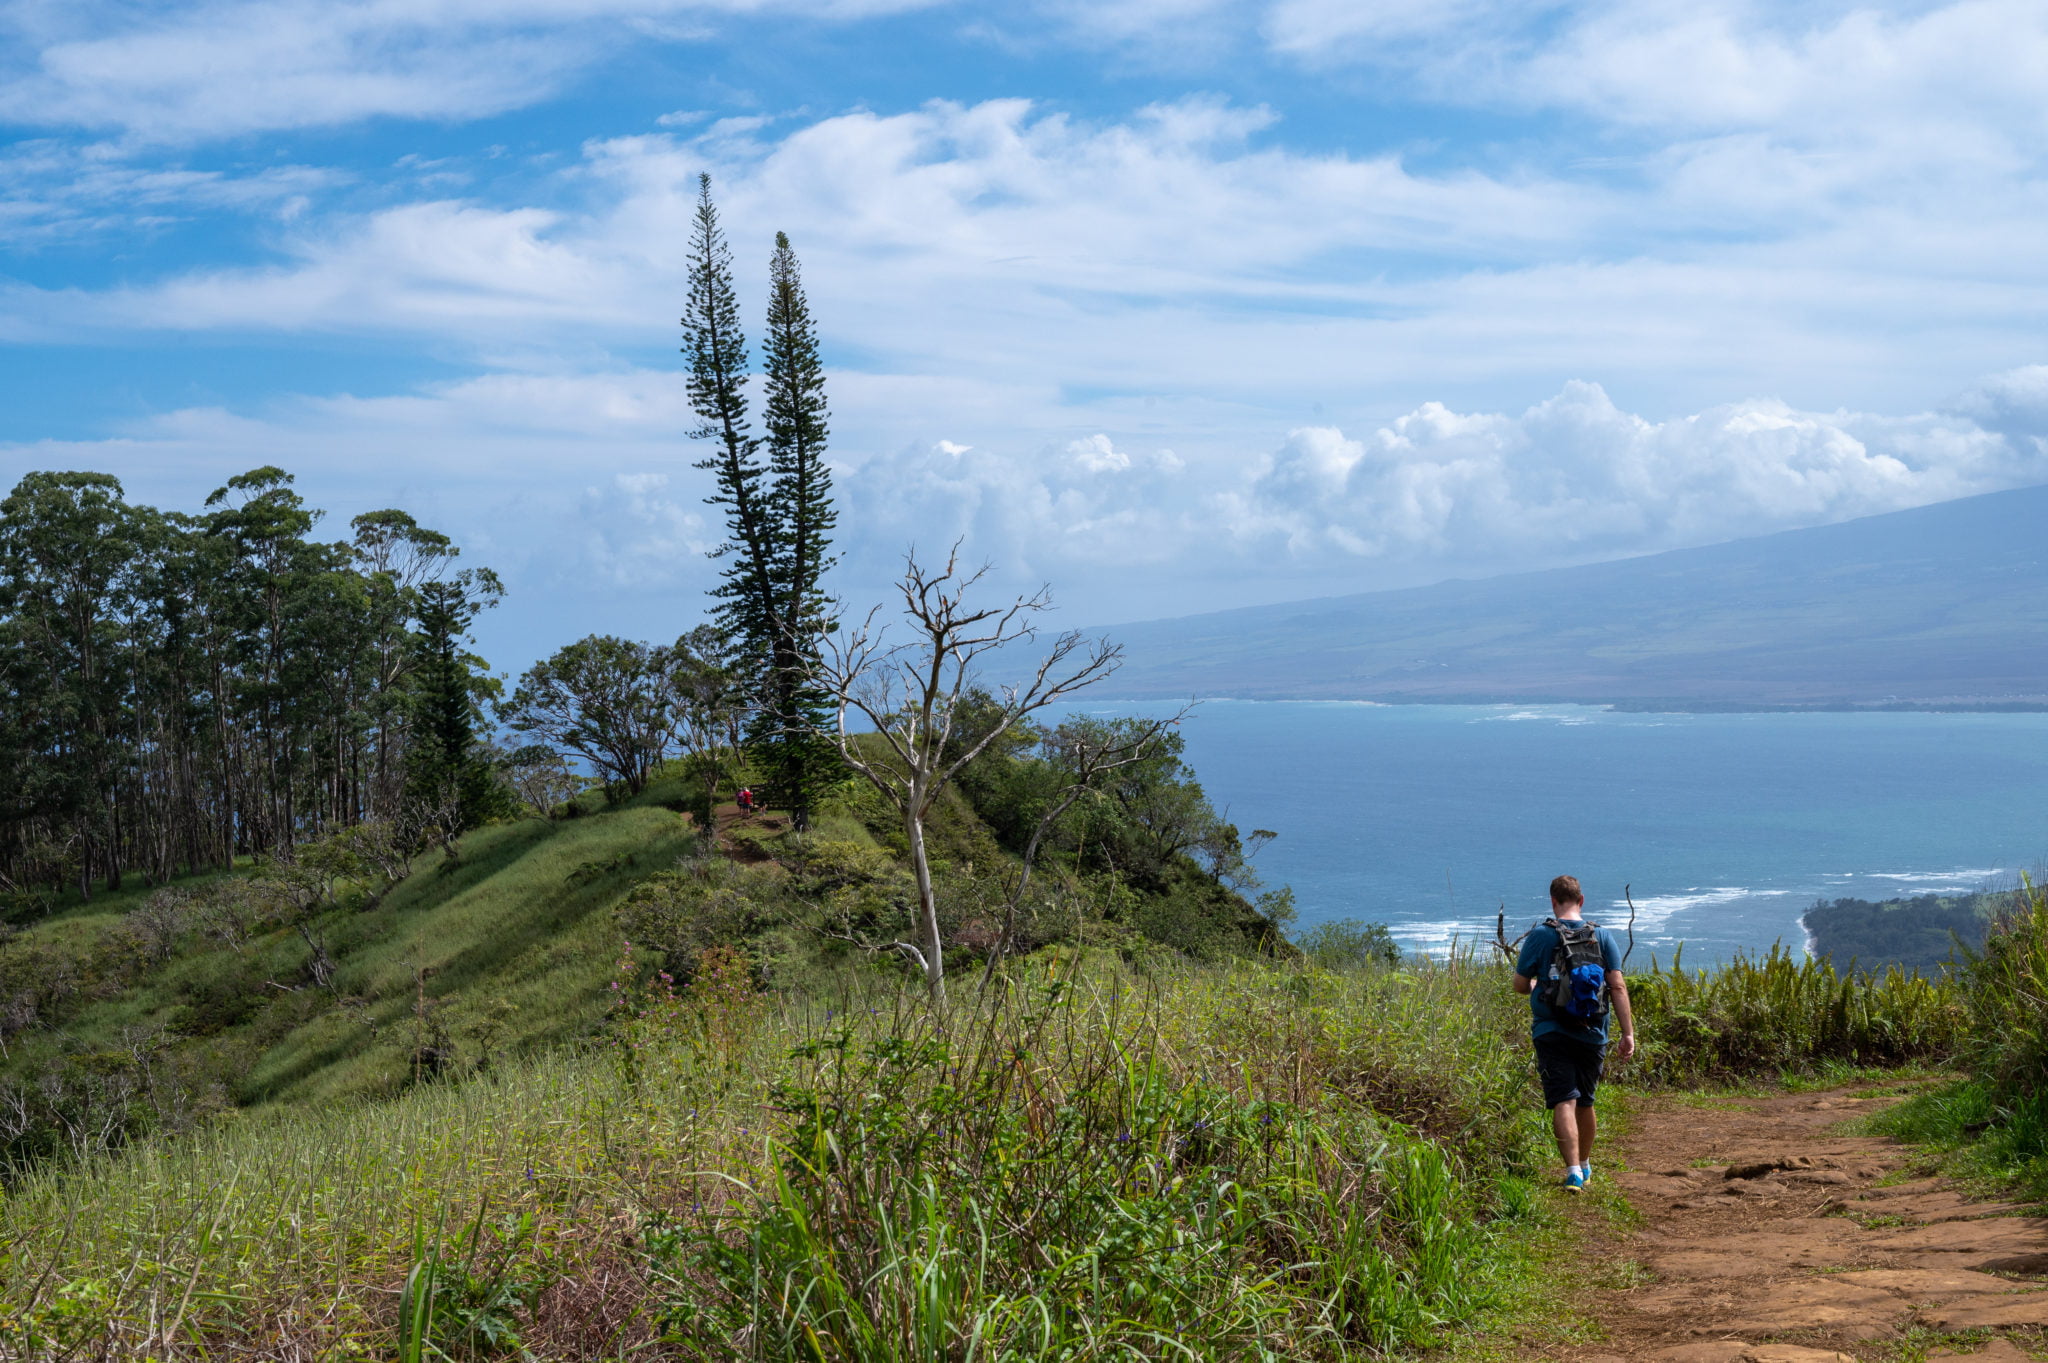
top-left (1051, 700), bottom-right (2048, 965)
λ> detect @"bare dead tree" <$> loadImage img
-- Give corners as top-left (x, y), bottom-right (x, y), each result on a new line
top-left (812, 545), bottom-right (1122, 1010)
top-left (1492, 902), bottom-right (1530, 961)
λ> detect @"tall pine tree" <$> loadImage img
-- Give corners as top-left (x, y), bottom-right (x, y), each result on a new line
top-left (759, 231), bottom-right (838, 829)
top-left (682, 176), bottom-right (784, 748)
top-left (401, 570), bottom-right (505, 837)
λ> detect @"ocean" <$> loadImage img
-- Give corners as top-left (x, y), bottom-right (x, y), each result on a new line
top-left (1050, 700), bottom-right (2048, 965)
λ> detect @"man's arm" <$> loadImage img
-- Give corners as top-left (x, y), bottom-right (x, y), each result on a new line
top-left (1512, 972), bottom-right (1536, 996)
top-left (1609, 970), bottom-right (1636, 1060)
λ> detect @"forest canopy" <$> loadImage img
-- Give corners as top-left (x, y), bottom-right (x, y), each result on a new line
top-left (0, 467), bottom-right (504, 909)
top-left (1801, 889), bottom-right (2012, 971)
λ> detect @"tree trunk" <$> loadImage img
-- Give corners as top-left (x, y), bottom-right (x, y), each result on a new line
top-left (903, 803), bottom-right (946, 1011)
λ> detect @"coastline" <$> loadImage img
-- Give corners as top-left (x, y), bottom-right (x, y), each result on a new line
top-left (1086, 693), bottom-right (2048, 715)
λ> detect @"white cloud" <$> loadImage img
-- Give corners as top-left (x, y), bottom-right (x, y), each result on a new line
top-left (1952, 366), bottom-right (2048, 443)
top-left (831, 375), bottom-right (2048, 613)
top-left (1264, 0), bottom-right (1519, 54)
top-left (15, 78), bottom-right (2042, 431)
top-left (576, 471), bottom-right (717, 587)
top-left (1231, 382), bottom-right (2036, 571)
top-left (7, 366), bottom-right (2045, 646)
top-left (0, 0), bottom-right (942, 141)
top-left (0, 140), bottom-right (345, 244)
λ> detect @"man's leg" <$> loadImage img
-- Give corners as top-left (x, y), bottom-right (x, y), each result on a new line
top-left (1575, 1103), bottom-right (1597, 1166)
top-left (1550, 1102), bottom-right (1582, 1168)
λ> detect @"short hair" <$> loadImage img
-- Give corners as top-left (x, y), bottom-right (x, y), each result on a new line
top-left (1549, 875), bottom-right (1583, 906)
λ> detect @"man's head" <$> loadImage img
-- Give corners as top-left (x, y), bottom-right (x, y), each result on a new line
top-left (1550, 875), bottom-right (1584, 914)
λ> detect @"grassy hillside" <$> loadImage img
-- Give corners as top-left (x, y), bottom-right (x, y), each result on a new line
top-left (0, 741), bottom-right (1286, 1168)
top-left (0, 956), bottom-right (1557, 1359)
top-left (0, 895), bottom-right (1999, 1358)
top-left (0, 779), bottom-right (710, 1160)
top-left (4, 751), bottom-right (2042, 1358)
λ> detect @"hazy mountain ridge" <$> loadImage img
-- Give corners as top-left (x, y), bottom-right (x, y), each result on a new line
top-left (1100, 484), bottom-right (2048, 707)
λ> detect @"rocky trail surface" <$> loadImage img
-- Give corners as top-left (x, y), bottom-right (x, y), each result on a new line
top-left (1530, 1085), bottom-right (2048, 1363)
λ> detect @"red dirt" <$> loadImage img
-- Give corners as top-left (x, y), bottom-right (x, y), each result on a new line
top-left (1522, 1086), bottom-right (2048, 1363)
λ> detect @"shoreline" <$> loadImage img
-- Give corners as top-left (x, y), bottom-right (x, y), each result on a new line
top-left (1083, 695), bottom-right (2048, 715)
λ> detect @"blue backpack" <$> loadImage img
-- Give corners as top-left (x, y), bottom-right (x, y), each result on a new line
top-left (1546, 918), bottom-right (1609, 1022)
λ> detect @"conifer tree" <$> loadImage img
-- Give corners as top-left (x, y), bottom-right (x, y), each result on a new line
top-left (759, 230), bottom-right (839, 829)
top-left (682, 175), bottom-right (783, 723)
top-left (401, 571), bottom-right (504, 836)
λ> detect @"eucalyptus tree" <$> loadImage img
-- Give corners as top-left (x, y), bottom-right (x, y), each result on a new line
top-left (351, 510), bottom-right (458, 819)
top-left (0, 472), bottom-right (144, 898)
top-left (501, 634), bottom-right (689, 801)
top-left (0, 466), bottom-right (502, 898)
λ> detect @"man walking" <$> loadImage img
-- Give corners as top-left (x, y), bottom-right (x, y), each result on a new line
top-left (1513, 875), bottom-right (1635, 1192)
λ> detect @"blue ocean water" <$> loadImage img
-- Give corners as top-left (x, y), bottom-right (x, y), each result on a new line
top-left (1051, 701), bottom-right (2048, 965)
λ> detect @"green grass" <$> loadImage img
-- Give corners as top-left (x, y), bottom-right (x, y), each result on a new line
top-left (1625, 944), bottom-right (1968, 1087)
top-left (5, 766), bottom-right (2039, 1358)
top-left (1862, 887), bottom-right (2048, 1207)
top-left (0, 783), bottom-right (709, 1139)
top-left (0, 953), bottom-right (1558, 1359)
top-left (1863, 1079), bottom-right (2048, 1205)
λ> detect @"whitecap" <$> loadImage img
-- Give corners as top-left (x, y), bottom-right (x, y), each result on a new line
top-left (1600, 886), bottom-right (1789, 932)
top-left (1862, 867), bottom-right (2003, 883)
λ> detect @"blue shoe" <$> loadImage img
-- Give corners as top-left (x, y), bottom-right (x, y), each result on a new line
top-left (1563, 1169), bottom-right (1588, 1193)
top-left (1581, 1161), bottom-right (1593, 1185)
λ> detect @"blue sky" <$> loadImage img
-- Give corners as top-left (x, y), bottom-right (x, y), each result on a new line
top-left (4, 0), bottom-right (2048, 673)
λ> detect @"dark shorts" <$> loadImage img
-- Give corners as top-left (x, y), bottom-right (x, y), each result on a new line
top-left (1533, 1032), bottom-right (1605, 1109)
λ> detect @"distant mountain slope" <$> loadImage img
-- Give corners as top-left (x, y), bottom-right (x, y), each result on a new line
top-left (1101, 484), bottom-right (2048, 706)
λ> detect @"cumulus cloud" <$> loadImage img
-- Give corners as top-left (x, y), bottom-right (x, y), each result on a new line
top-left (1230, 382), bottom-right (2035, 572)
top-left (7, 366), bottom-right (2045, 645)
top-left (824, 377), bottom-right (2048, 614)
top-left (1952, 366), bottom-right (2048, 444)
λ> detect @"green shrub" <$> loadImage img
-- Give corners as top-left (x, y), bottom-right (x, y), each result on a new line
top-left (1961, 880), bottom-right (2048, 1116)
top-left (1626, 944), bottom-right (1966, 1085)
top-left (1296, 918), bottom-right (1400, 970)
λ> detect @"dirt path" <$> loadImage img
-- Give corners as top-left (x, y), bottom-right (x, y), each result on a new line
top-left (1531, 1085), bottom-right (2048, 1363)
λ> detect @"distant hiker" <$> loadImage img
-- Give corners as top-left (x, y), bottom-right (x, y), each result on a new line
top-left (1513, 874), bottom-right (1635, 1193)
top-left (737, 787), bottom-right (754, 813)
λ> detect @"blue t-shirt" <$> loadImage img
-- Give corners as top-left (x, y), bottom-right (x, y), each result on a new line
top-left (1516, 919), bottom-right (1625, 1044)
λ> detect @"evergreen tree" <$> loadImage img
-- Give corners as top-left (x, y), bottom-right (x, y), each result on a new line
top-left (759, 230), bottom-right (839, 829)
top-left (682, 175), bottom-right (783, 715)
top-left (401, 571), bottom-right (506, 836)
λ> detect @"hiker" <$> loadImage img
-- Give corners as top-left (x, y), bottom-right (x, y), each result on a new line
top-left (736, 787), bottom-right (754, 813)
top-left (1513, 874), bottom-right (1635, 1192)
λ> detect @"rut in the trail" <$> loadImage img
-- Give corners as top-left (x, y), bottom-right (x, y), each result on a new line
top-left (1536, 1086), bottom-right (2048, 1363)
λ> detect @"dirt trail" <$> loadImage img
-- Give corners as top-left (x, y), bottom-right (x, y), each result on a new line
top-left (1532, 1086), bottom-right (2048, 1363)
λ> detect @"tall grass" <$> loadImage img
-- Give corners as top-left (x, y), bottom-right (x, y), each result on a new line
top-left (1873, 883), bottom-right (2048, 1196)
top-left (0, 952), bottom-right (1547, 1360)
top-left (1959, 879), bottom-right (2048, 1120)
top-left (1625, 944), bottom-right (1967, 1086)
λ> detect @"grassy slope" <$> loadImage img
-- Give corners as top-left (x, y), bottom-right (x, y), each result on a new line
top-left (0, 757), bottom-right (1093, 1121)
top-left (0, 955), bottom-right (1553, 1360)
top-left (1, 774), bottom-right (721, 1115)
